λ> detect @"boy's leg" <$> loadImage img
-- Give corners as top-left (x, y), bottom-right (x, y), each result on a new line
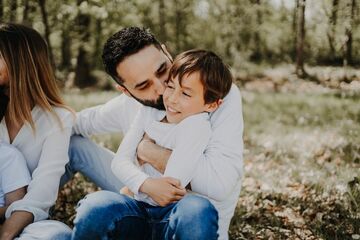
top-left (61, 135), bottom-right (123, 192)
top-left (15, 220), bottom-right (72, 240)
top-left (71, 191), bottom-right (150, 240)
top-left (163, 194), bottom-right (219, 240)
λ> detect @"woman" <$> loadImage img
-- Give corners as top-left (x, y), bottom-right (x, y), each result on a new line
top-left (0, 23), bottom-right (73, 239)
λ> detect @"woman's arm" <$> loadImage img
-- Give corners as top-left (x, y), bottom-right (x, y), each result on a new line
top-left (0, 211), bottom-right (33, 240)
top-left (5, 110), bottom-right (73, 229)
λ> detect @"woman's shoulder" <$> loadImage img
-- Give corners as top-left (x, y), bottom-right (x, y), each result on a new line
top-left (35, 105), bottom-right (75, 128)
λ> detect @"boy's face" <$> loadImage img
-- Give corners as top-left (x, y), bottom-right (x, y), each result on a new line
top-left (116, 45), bottom-right (172, 109)
top-left (163, 72), bottom-right (217, 124)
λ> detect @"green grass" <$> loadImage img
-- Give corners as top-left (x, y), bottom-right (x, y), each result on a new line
top-left (55, 87), bottom-right (360, 239)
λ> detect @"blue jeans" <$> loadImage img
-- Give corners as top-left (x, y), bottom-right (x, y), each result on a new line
top-left (71, 191), bottom-right (218, 240)
top-left (61, 135), bottom-right (123, 191)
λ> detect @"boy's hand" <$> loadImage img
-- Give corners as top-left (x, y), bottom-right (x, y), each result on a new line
top-left (120, 187), bottom-right (134, 198)
top-left (139, 177), bottom-right (186, 207)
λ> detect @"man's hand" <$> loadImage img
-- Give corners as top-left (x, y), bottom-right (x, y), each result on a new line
top-left (139, 177), bottom-right (186, 207)
top-left (136, 133), bottom-right (172, 173)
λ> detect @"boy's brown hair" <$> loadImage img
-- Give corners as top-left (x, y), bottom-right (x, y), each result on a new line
top-left (168, 49), bottom-right (232, 104)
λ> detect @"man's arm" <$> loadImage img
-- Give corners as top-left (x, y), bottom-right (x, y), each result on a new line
top-left (73, 94), bottom-right (141, 137)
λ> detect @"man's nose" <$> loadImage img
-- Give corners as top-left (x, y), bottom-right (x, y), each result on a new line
top-left (154, 78), bottom-right (165, 95)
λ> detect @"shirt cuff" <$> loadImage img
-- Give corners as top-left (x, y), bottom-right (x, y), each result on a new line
top-left (130, 174), bottom-right (150, 195)
top-left (5, 199), bottom-right (49, 222)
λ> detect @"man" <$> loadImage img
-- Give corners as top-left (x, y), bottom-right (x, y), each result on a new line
top-left (65, 27), bottom-right (243, 240)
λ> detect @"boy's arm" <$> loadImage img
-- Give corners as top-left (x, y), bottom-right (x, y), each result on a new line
top-left (162, 114), bottom-right (212, 188)
top-left (111, 107), bottom-right (186, 206)
top-left (137, 84), bottom-right (244, 201)
top-left (0, 187), bottom-right (27, 221)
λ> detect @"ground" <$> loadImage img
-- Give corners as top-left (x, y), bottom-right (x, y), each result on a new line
top-left (54, 69), bottom-right (360, 240)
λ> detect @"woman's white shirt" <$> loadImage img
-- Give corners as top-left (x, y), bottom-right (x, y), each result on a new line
top-left (0, 106), bottom-right (73, 222)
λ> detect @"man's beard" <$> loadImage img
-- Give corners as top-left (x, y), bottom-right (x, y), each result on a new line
top-left (131, 93), bottom-right (165, 110)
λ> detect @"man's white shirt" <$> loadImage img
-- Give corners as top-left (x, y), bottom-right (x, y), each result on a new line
top-left (73, 84), bottom-right (244, 240)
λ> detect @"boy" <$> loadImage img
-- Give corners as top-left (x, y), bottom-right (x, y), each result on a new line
top-left (112, 49), bottom-right (235, 239)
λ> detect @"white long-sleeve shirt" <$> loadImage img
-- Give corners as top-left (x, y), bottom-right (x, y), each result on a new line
top-left (0, 106), bottom-right (73, 222)
top-left (111, 108), bottom-right (211, 205)
top-left (74, 84), bottom-right (244, 240)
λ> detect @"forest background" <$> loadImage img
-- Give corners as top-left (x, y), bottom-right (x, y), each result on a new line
top-left (2, 0), bottom-right (360, 239)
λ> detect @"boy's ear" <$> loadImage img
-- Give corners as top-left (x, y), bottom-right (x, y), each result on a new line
top-left (115, 84), bottom-right (131, 97)
top-left (161, 44), bottom-right (173, 62)
top-left (205, 99), bottom-right (223, 113)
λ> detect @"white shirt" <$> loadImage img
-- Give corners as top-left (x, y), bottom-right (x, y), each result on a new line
top-left (0, 106), bottom-right (73, 222)
top-left (111, 108), bottom-right (211, 205)
top-left (74, 84), bottom-right (244, 240)
top-left (0, 143), bottom-right (31, 207)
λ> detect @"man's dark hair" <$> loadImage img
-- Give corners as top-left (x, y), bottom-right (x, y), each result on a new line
top-left (169, 49), bottom-right (233, 104)
top-left (102, 27), bottom-right (162, 85)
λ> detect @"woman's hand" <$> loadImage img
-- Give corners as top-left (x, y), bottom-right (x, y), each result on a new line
top-left (0, 211), bottom-right (33, 240)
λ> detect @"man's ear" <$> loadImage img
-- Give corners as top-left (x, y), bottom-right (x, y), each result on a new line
top-left (161, 44), bottom-right (173, 62)
top-left (205, 99), bottom-right (223, 113)
top-left (115, 84), bottom-right (131, 97)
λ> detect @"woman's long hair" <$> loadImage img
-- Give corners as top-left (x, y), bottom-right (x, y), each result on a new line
top-left (0, 86), bottom-right (8, 121)
top-left (0, 23), bottom-right (72, 130)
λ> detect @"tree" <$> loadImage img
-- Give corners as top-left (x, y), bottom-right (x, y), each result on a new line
top-left (74, 0), bottom-right (95, 88)
top-left (344, 0), bottom-right (356, 66)
top-left (295, 0), bottom-right (306, 77)
top-left (38, 0), bottom-right (56, 69)
top-left (327, 0), bottom-right (339, 58)
top-left (10, 0), bottom-right (17, 22)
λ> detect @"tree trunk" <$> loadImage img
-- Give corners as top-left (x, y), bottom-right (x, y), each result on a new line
top-left (0, 0), bottom-right (3, 20)
top-left (10, 0), bottom-right (17, 22)
top-left (23, 0), bottom-right (31, 25)
top-left (344, 0), bottom-right (356, 66)
top-left (292, 0), bottom-right (298, 61)
top-left (174, 0), bottom-right (181, 52)
top-left (60, 28), bottom-right (71, 70)
top-left (251, 0), bottom-right (262, 62)
top-left (295, 0), bottom-right (306, 77)
top-left (38, 0), bottom-right (56, 69)
top-left (327, 0), bottom-right (338, 58)
top-left (74, 0), bottom-right (95, 88)
top-left (158, 0), bottom-right (167, 43)
top-left (92, 19), bottom-right (102, 69)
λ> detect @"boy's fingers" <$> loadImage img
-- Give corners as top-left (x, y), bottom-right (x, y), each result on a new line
top-left (165, 177), bottom-right (182, 188)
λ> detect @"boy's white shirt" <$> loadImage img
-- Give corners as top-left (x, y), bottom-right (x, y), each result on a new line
top-left (0, 143), bottom-right (31, 207)
top-left (0, 106), bottom-right (73, 222)
top-left (73, 84), bottom-right (244, 240)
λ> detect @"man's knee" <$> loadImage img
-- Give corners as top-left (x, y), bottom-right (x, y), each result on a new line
top-left (176, 195), bottom-right (218, 220)
top-left (169, 195), bottom-right (218, 239)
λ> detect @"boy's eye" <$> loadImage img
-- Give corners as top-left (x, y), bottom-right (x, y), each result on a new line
top-left (139, 83), bottom-right (150, 90)
top-left (182, 92), bottom-right (191, 97)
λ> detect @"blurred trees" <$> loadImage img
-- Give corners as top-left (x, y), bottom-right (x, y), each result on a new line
top-left (1, 0), bottom-right (359, 86)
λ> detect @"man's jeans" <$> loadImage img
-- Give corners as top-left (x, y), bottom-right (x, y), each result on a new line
top-left (61, 135), bottom-right (124, 191)
top-left (71, 191), bottom-right (218, 240)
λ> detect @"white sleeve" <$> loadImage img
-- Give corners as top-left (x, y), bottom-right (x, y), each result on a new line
top-left (163, 114), bottom-right (211, 188)
top-left (5, 111), bottom-right (73, 222)
top-left (73, 94), bottom-right (140, 137)
top-left (111, 106), bottom-right (151, 194)
top-left (190, 84), bottom-right (244, 201)
top-left (0, 145), bottom-right (31, 196)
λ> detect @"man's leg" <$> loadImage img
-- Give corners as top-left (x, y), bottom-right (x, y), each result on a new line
top-left (72, 191), bottom-right (150, 240)
top-left (61, 135), bottom-right (123, 192)
top-left (164, 194), bottom-right (218, 240)
top-left (15, 220), bottom-right (72, 240)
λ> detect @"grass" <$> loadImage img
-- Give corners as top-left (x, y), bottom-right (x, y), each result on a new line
top-left (55, 85), bottom-right (360, 239)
